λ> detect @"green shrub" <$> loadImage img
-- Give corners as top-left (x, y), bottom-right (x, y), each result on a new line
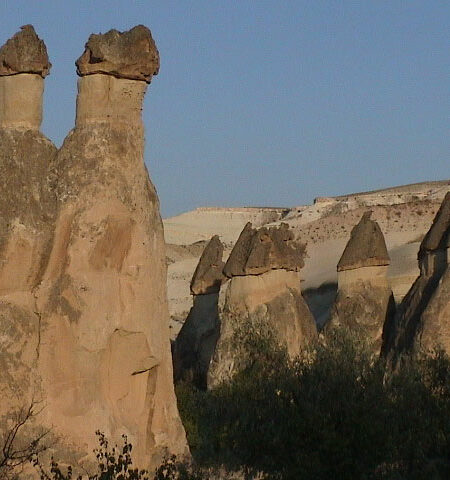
top-left (176, 325), bottom-right (450, 479)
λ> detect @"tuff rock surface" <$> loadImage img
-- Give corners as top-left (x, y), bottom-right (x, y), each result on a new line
top-left (29, 26), bottom-right (187, 469)
top-left (337, 211), bottom-right (390, 271)
top-left (190, 235), bottom-right (225, 295)
top-left (0, 25), bottom-right (51, 77)
top-left (223, 222), bottom-right (306, 277)
top-left (328, 213), bottom-right (395, 352)
top-left (0, 26), bottom-right (57, 448)
top-left (209, 224), bottom-right (316, 387)
top-left (173, 236), bottom-right (225, 389)
top-left (76, 25), bottom-right (159, 83)
top-left (382, 193), bottom-right (450, 361)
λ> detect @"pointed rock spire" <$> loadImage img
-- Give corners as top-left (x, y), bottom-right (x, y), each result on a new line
top-left (190, 235), bottom-right (225, 295)
top-left (337, 212), bottom-right (390, 272)
top-left (419, 191), bottom-right (450, 258)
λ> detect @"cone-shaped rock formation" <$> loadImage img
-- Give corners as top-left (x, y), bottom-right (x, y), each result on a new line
top-left (173, 236), bottom-right (224, 389)
top-left (328, 212), bottom-right (395, 352)
top-left (0, 25), bottom-right (57, 437)
top-left (382, 193), bottom-right (450, 361)
top-left (208, 223), bottom-right (316, 387)
top-left (35, 26), bottom-right (187, 468)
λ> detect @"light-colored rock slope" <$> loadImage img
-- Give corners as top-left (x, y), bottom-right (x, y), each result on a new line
top-left (164, 181), bottom-right (450, 337)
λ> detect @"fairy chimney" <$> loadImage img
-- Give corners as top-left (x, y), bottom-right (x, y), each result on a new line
top-left (328, 212), bottom-right (395, 352)
top-left (208, 223), bottom-right (316, 387)
top-left (35, 26), bottom-right (187, 469)
top-left (173, 236), bottom-right (225, 389)
top-left (0, 26), bottom-right (56, 432)
top-left (382, 193), bottom-right (450, 361)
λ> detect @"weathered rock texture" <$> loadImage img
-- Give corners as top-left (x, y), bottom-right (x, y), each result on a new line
top-left (76, 25), bottom-right (159, 83)
top-left (328, 213), bottom-right (395, 352)
top-left (224, 222), bottom-right (305, 277)
top-left (0, 26), bottom-right (57, 437)
top-left (0, 25), bottom-right (51, 77)
top-left (190, 235), bottom-right (225, 295)
top-left (173, 237), bottom-right (225, 389)
top-left (0, 26), bottom-right (51, 130)
top-left (34, 27), bottom-right (187, 468)
top-left (209, 224), bottom-right (316, 387)
top-left (337, 211), bottom-right (390, 271)
top-left (382, 193), bottom-right (450, 361)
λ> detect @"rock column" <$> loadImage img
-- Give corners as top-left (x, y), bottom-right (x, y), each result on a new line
top-left (172, 235), bottom-right (225, 389)
top-left (208, 223), bottom-right (317, 387)
top-left (0, 25), bottom-right (56, 425)
top-left (382, 193), bottom-right (450, 361)
top-left (328, 212), bottom-right (395, 353)
top-left (37, 26), bottom-right (187, 467)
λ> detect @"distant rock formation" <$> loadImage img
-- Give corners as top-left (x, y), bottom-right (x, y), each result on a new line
top-left (33, 26), bottom-right (187, 467)
top-left (382, 193), bottom-right (450, 361)
top-left (208, 223), bottom-right (316, 387)
top-left (173, 236), bottom-right (225, 389)
top-left (328, 212), bottom-right (395, 352)
top-left (0, 25), bottom-right (57, 432)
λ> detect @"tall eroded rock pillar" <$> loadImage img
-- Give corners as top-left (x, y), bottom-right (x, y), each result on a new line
top-left (208, 223), bottom-right (317, 387)
top-left (382, 193), bottom-right (450, 362)
top-left (0, 25), bottom-right (56, 423)
top-left (328, 212), bottom-right (395, 353)
top-left (37, 26), bottom-right (187, 467)
top-left (173, 235), bottom-right (225, 389)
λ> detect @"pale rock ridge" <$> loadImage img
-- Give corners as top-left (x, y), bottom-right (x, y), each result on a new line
top-left (337, 211), bottom-right (390, 272)
top-left (0, 25), bottom-right (57, 437)
top-left (173, 236), bottom-right (225, 389)
top-left (328, 213), bottom-right (395, 352)
top-left (76, 25), bottom-right (159, 83)
top-left (35, 26), bottom-right (187, 468)
top-left (208, 224), bottom-right (316, 387)
top-left (382, 193), bottom-right (450, 361)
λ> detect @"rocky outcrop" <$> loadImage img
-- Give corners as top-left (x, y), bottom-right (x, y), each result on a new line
top-left (0, 26), bottom-right (56, 435)
top-left (382, 193), bottom-right (450, 361)
top-left (328, 213), bottom-right (395, 352)
top-left (35, 26), bottom-right (187, 468)
top-left (337, 212), bottom-right (390, 271)
top-left (173, 236), bottom-right (224, 389)
top-left (208, 223), bottom-right (316, 387)
top-left (76, 25), bottom-right (159, 83)
top-left (190, 235), bottom-right (225, 295)
top-left (224, 222), bottom-right (305, 277)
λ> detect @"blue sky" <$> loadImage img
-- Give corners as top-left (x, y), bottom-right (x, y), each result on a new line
top-left (1, 1), bottom-right (448, 217)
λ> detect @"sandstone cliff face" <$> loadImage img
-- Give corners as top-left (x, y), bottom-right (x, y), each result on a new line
top-left (208, 223), bottom-right (316, 387)
top-left (328, 213), bottom-right (395, 352)
top-left (34, 27), bottom-right (187, 467)
top-left (0, 26), bottom-right (57, 431)
top-left (382, 193), bottom-right (450, 361)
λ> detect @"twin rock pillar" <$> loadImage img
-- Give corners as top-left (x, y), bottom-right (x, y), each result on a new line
top-left (0, 25), bottom-right (187, 468)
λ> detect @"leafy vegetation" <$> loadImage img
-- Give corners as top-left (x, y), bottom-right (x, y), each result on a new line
top-left (176, 325), bottom-right (450, 479)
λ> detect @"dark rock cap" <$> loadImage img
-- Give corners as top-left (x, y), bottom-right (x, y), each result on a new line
top-left (337, 212), bottom-right (390, 272)
top-left (224, 222), bottom-right (306, 278)
top-left (76, 25), bottom-right (159, 83)
top-left (419, 192), bottom-right (450, 257)
top-left (0, 25), bottom-right (51, 77)
top-left (190, 235), bottom-right (225, 295)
